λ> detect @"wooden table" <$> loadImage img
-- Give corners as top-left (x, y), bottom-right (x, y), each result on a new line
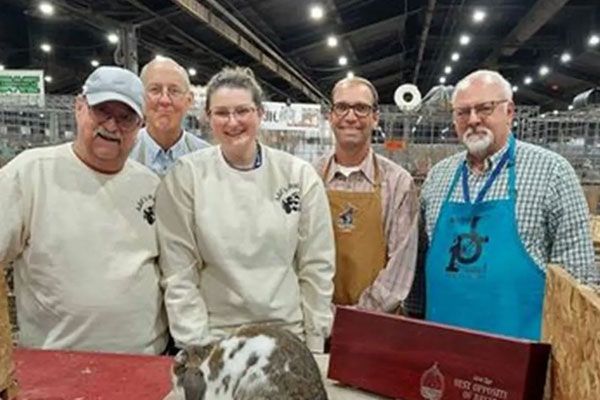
top-left (13, 348), bottom-right (386, 399)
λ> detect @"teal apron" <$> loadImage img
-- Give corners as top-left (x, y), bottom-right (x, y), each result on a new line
top-left (425, 135), bottom-right (545, 340)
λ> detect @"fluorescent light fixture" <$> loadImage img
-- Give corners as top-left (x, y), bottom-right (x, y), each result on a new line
top-left (309, 5), bottom-right (324, 20)
top-left (524, 76), bottom-right (533, 85)
top-left (188, 68), bottom-right (197, 76)
top-left (459, 34), bottom-right (471, 46)
top-left (107, 33), bottom-right (119, 44)
top-left (560, 52), bottom-right (572, 63)
top-left (472, 9), bottom-right (486, 23)
top-left (39, 2), bottom-right (55, 15)
top-left (327, 36), bottom-right (338, 48)
top-left (338, 56), bottom-right (348, 66)
top-left (539, 65), bottom-right (550, 76)
top-left (444, 66), bottom-right (452, 74)
top-left (588, 34), bottom-right (599, 47)
top-left (90, 59), bottom-right (99, 67)
top-left (451, 52), bottom-right (460, 62)
top-left (40, 43), bottom-right (52, 53)
top-left (439, 76), bottom-right (447, 84)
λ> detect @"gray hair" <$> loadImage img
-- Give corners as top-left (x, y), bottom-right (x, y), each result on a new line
top-left (140, 56), bottom-right (191, 90)
top-left (205, 67), bottom-right (264, 111)
top-left (331, 76), bottom-right (379, 108)
top-left (452, 70), bottom-right (513, 103)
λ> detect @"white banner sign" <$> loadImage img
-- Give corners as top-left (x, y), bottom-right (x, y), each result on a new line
top-left (261, 101), bottom-right (322, 131)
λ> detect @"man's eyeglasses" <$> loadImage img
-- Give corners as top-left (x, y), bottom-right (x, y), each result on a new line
top-left (452, 100), bottom-right (509, 122)
top-left (89, 104), bottom-right (141, 131)
top-left (146, 85), bottom-right (188, 100)
top-left (208, 106), bottom-right (257, 122)
top-left (331, 102), bottom-right (377, 118)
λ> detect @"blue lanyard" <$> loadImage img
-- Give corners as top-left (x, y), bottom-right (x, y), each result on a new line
top-left (461, 136), bottom-right (515, 204)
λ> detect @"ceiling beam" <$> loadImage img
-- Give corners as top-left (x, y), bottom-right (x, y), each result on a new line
top-left (553, 65), bottom-right (600, 86)
top-left (483, 0), bottom-right (569, 66)
top-left (287, 14), bottom-right (405, 56)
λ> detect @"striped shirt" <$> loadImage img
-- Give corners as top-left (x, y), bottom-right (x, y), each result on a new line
top-left (314, 149), bottom-right (419, 313)
top-left (408, 139), bottom-right (599, 315)
top-left (129, 128), bottom-right (210, 176)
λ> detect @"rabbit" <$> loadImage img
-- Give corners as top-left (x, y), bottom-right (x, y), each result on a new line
top-left (164, 324), bottom-right (329, 400)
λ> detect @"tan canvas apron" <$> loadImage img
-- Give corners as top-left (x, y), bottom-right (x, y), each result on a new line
top-left (323, 154), bottom-right (387, 305)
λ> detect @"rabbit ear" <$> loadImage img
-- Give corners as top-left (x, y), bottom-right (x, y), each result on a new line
top-left (182, 368), bottom-right (206, 400)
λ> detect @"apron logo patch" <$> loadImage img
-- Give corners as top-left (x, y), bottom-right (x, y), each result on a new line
top-left (446, 216), bottom-right (488, 273)
top-left (337, 203), bottom-right (356, 232)
top-left (275, 183), bottom-right (301, 214)
top-left (135, 194), bottom-right (156, 225)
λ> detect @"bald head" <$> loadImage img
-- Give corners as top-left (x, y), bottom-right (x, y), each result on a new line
top-left (140, 57), bottom-right (190, 90)
top-left (452, 70), bottom-right (512, 104)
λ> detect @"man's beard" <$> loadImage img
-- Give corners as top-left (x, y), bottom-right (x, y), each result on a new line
top-left (462, 127), bottom-right (494, 159)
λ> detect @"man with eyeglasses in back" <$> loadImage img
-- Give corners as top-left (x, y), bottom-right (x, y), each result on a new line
top-left (0, 66), bottom-right (168, 354)
top-left (314, 76), bottom-right (419, 315)
top-left (419, 69), bottom-right (598, 340)
top-left (129, 57), bottom-right (209, 176)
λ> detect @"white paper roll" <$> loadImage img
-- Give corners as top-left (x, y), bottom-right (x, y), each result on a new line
top-left (394, 84), bottom-right (422, 112)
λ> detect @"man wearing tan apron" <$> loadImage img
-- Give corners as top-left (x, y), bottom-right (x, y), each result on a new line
top-left (314, 76), bottom-right (419, 313)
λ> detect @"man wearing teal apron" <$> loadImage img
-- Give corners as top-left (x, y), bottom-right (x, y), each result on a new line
top-left (421, 70), bottom-right (597, 341)
top-left (426, 135), bottom-right (544, 340)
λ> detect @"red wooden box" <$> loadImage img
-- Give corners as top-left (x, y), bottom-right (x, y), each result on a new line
top-left (328, 307), bottom-right (550, 400)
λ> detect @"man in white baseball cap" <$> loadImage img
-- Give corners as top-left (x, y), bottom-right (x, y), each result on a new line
top-left (0, 66), bottom-right (168, 354)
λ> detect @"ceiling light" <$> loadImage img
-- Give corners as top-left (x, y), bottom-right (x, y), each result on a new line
top-left (326, 36), bottom-right (338, 48)
top-left (0, 64), bottom-right (4, 71)
top-left (40, 43), bottom-right (52, 53)
top-left (107, 33), bottom-right (119, 44)
top-left (90, 59), bottom-right (99, 67)
top-left (188, 68), bottom-right (197, 76)
top-left (560, 52), bottom-right (572, 63)
top-left (39, 2), bottom-right (55, 15)
top-left (512, 85), bottom-right (518, 92)
top-left (346, 71), bottom-right (354, 79)
top-left (472, 9), bottom-right (486, 23)
top-left (338, 56), bottom-right (348, 66)
top-left (552, 110), bottom-right (558, 115)
top-left (44, 75), bottom-right (52, 83)
top-left (439, 76), bottom-right (447, 84)
top-left (539, 65), bottom-right (550, 76)
top-left (309, 5), bottom-right (324, 20)
top-left (568, 105), bottom-right (574, 111)
top-left (451, 52), bottom-right (460, 62)
top-left (444, 66), bottom-right (452, 74)
top-left (459, 34), bottom-right (471, 46)
top-left (588, 34), bottom-right (599, 47)
top-left (524, 76), bottom-right (532, 85)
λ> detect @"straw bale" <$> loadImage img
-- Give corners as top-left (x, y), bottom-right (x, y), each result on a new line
top-left (542, 265), bottom-right (600, 400)
top-left (0, 264), bottom-right (16, 399)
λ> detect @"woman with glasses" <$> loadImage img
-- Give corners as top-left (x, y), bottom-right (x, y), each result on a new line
top-left (155, 67), bottom-right (335, 353)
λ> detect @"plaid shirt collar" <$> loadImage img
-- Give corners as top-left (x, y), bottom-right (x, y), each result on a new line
top-left (325, 148), bottom-right (376, 185)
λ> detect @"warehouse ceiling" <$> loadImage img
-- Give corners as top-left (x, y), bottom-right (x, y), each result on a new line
top-left (1, 0), bottom-right (599, 110)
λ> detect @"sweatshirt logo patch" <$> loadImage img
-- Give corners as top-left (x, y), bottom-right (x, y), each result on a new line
top-left (275, 183), bottom-right (301, 214)
top-left (136, 194), bottom-right (156, 225)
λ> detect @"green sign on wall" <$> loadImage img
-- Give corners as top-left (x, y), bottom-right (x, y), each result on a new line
top-left (0, 70), bottom-right (45, 107)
